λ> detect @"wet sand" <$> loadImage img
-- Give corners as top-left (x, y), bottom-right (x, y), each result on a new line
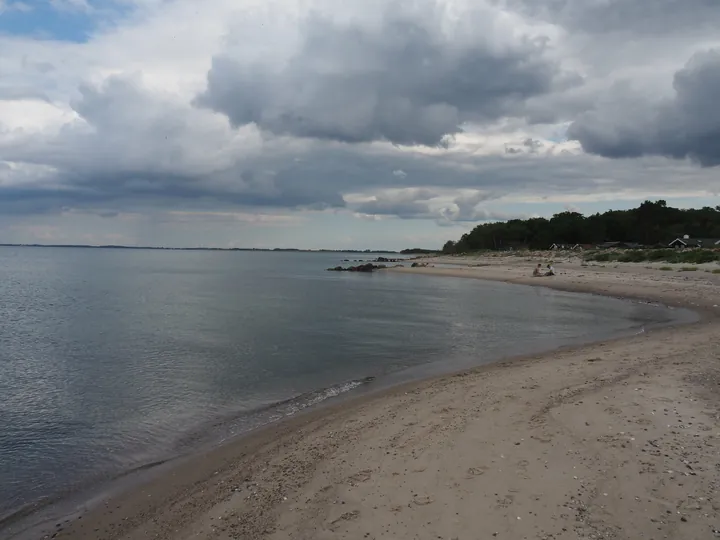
top-left (20, 258), bottom-right (720, 539)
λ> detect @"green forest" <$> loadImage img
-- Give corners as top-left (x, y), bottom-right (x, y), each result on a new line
top-left (442, 201), bottom-right (720, 253)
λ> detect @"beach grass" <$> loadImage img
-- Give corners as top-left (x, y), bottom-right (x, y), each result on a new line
top-left (585, 248), bottom-right (719, 264)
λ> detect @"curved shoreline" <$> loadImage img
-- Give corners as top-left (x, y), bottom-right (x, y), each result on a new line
top-left (8, 261), bottom-right (720, 540)
top-left (388, 262), bottom-right (720, 318)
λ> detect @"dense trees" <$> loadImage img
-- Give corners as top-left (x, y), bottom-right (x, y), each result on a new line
top-left (442, 201), bottom-right (720, 253)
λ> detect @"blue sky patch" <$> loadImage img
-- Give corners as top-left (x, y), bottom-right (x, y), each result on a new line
top-left (0, 0), bottom-right (129, 42)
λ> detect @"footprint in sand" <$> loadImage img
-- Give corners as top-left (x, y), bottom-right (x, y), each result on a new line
top-left (413, 495), bottom-right (434, 506)
top-left (466, 466), bottom-right (489, 478)
top-left (347, 470), bottom-right (373, 484)
top-left (435, 406), bottom-right (457, 414)
top-left (496, 494), bottom-right (515, 509)
top-left (328, 511), bottom-right (360, 531)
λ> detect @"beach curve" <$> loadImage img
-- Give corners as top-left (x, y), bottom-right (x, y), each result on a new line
top-left (12, 258), bottom-right (720, 540)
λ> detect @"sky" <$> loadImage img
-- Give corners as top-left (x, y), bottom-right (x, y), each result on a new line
top-left (1, 0), bottom-right (719, 250)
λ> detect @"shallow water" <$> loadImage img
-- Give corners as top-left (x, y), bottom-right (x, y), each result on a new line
top-left (0, 247), bottom-right (692, 520)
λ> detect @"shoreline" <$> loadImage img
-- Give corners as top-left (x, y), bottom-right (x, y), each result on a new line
top-left (9, 259), bottom-right (720, 540)
top-left (6, 284), bottom-right (688, 539)
top-left (390, 257), bottom-right (720, 316)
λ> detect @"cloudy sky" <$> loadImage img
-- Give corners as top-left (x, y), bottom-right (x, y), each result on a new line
top-left (1, 0), bottom-right (719, 249)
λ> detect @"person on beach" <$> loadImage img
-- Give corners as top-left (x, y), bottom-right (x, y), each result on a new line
top-left (533, 264), bottom-right (542, 277)
top-left (545, 264), bottom-right (555, 276)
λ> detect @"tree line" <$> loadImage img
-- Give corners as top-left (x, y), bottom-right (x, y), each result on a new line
top-left (442, 201), bottom-right (720, 253)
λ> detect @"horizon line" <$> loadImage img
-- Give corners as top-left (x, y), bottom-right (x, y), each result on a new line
top-left (0, 243), bottom-right (435, 253)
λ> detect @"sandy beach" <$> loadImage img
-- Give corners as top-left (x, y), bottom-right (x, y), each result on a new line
top-left (24, 256), bottom-right (720, 540)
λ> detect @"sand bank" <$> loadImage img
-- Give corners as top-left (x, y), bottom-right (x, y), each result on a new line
top-left (19, 258), bottom-right (720, 540)
top-left (395, 254), bottom-right (720, 312)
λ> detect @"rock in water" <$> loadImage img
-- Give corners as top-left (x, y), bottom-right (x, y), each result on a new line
top-left (326, 263), bottom-right (385, 272)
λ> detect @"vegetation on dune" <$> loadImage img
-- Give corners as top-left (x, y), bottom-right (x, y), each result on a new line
top-left (583, 249), bottom-right (719, 264)
top-left (441, 200), bottom-right (720, 254)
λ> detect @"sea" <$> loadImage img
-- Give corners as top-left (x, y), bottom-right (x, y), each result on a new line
top-left (0, 247), bottom-right (694, 533)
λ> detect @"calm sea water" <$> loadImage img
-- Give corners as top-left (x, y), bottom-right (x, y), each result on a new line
top-left (0, 247), bottom-right (691, 525)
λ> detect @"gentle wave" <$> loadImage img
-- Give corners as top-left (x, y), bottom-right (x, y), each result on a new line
top-left (0, 376), bottom-right (377, 537)
top-left (171, 375), bottom-right (377, 452)
top-left (283, 377), bottom-right (374, 414)
top-left (225, 376), bottom-right (376, 436)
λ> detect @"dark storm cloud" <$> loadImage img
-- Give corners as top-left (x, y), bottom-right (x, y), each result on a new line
top-left (3, 129), bottom-right (720, 220)
top-left (353, 188), bottom-right (438, 219)
top-left (0, 77), bottom-right (343, 212)
top-left (505, 137), bottom-right (544, 154)
top-left (501, 0), bottom-right (720, 34)
top-left (4, 65), bottom-right (718, 219)
top-left (450, 191), bottom-right (499, 220)
top-left (349, 188), bottom-right (516, 223)
top-left (355, 199), bottom-right (432, 219)
top-left (5, 0), bottom-right (720, 228)
top-left (195, 8), bottom-right (577, 147)
top-left (568, 50), bottom-right (720, 167)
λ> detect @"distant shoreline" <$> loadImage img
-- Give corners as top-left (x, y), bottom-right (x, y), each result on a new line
top-left (0, 243), bottom-right (408, 253)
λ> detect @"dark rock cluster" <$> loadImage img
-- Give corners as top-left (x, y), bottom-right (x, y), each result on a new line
top-left (327, 263), bottom-right (386, 272)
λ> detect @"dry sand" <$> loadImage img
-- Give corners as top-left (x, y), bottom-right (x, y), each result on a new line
top-left (25, 257), bottom-right (720, 540)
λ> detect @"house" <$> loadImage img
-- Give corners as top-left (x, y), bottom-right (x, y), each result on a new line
top-left (668, 237), bottom-right (720, 249)
top-left (695, 238), bottom-right (720, 248)
top-left (668, 237), bottom-right (691, 248)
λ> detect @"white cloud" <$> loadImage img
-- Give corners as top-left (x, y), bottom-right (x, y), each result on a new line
top-left (0, 0), bottom-right (719, 247)
top-left (50, 0), bottom-right (91, 12)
